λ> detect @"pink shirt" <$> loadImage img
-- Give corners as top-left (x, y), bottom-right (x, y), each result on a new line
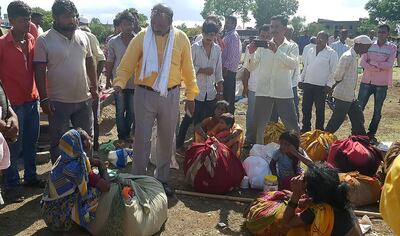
top-left (360, 41), bottom-right (397, 86)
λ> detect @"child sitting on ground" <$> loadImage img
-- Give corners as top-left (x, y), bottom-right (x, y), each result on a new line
top-left (195, 100), bottom-right (229, 143)
top-left (269, 131), bottom-right (313, 190)
top-left (214, 113), bottom-right (244, 158)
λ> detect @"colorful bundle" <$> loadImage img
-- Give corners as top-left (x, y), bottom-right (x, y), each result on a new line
top-left (184, 137), bottom-right (245, 194)
top-left (328, 136), bottom-right (382, 177)
top-left (264, 122), bottom-right (286, 144)
top-left (245, 191), bottom-right (289, 236)
top-left (300, 130), bottom-right (338, 161)
top-left (339, 172), bottom-right (381, 207)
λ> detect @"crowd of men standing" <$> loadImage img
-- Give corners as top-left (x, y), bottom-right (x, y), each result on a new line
top-left (0, 0), bottom-right (397, 202)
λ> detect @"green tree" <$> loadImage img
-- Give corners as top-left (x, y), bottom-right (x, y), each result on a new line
top-left (187, 25), bottom-right (202, 37)
top-left (305, 22), bottom-right (325, 37)
top-left (365, 0), bottom-right (400, 23)
top-left (357, 18), bottom-right (378, 35)
top-left (252, 0), bottom-right (299, 27)
top-left (32, 7), bottom-right (52, 31)
top-left (176, 23), bottom-right (188, 34)
top-left (201, 0), bottom-right (254, 24)
top-left (89, 18), bottom-right (113, 42)
top-left (116, 8), bottom-right (148, 28)
top-left (290, 16), bottom-right (306, 38)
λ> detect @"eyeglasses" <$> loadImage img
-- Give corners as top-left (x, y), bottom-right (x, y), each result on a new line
top-left (151, 10), bottom-right (171, 19)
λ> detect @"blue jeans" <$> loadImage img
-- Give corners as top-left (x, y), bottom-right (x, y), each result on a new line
top-left (4, 101), bottom-right (40, 190)
top-left (114, 89), bottom-right (135, 140)
top-left (245, 90), bottom-right (256, 144)
top-left (357, 83), bottom-right (388, 136)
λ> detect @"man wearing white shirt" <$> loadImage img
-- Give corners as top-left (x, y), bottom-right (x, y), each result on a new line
top-left (301, 36), bottom-right (316, 64)
top-left (330, 29), bottom-right (350, 59)
top-left (248, 15), bottom-right (300, 144)
top-left (325, 35), bottom-right (372, 135)
top-left (300, 31), bottom-right (338, 133)
top-left (243, 25), bottom-right (271, 145)
top-left (176, 20), bottom-right (224, 151)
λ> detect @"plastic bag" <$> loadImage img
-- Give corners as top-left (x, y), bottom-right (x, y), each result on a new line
top-left (249, 143), bottom-right (280, 161)
top-left (243, 156), bottom-right (272, 189)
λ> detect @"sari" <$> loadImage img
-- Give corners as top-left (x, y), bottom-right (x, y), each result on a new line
top-left (380, 154), bottom-right (400, 235)
top-left (195, 117), bottom-right (244, 158)
top-left (41, 129), bottom-right (99, 232)
top-left (287, 204), bottom-right (334, 236)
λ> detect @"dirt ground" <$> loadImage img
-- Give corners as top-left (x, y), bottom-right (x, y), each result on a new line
top-left (1, 72), bottom-right (399, 235)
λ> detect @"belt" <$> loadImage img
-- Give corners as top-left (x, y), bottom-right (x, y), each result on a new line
top-left (138, 85), bottom-right (180, 92)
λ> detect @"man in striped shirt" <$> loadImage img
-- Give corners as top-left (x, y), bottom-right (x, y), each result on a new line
top-left (222, 16), bottom-right (241, 113)
top-left (358, 24), bottom-right (397, 142)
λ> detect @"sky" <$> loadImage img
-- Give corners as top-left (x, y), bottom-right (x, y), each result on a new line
top-left (0, 0), bottom-right (370, 27)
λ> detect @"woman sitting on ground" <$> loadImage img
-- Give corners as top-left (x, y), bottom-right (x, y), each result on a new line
top-left (195, 102), bottom-right (243, 157)
top-left (284, 162), bottom-right (362, 236)
top-left (194, 100), bottom-right (229, 143)
top-left (41, 129), bottom-right (110, 232)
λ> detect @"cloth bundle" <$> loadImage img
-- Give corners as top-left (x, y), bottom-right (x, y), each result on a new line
top-left (300, 130), bottom-right (338, 161)
top-left (88, 174), bottom-right (168, 236)
top-left (244, 191), bottom-right (289, 236)
top-left (184, 137), bottom-right (245, 194)
top-left (264, 122), bottom-right (286, 144)
top-left (327, 136), bottom-right (382, 177)
top-left (339, 172), bottom-right (381, 207)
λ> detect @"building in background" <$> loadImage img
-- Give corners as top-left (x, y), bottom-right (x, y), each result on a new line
top-left (318, 18), bottom-right (362, 37)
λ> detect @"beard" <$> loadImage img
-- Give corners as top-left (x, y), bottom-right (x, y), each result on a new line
top-left (54, 22), bottom-right (77, 32)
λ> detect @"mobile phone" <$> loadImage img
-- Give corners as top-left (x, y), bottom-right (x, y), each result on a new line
top-left (253, 39), bottom-right (269, 48)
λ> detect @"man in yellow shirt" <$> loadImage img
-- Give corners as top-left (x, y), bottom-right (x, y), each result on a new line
top-left (113, 4), bottom-right (199, 196)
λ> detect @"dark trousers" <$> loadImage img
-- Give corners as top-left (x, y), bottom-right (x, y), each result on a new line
top-left (301, 83), bottom-right (326, 132)
top-left (4, 101), bottom-right (40, 190)
top-left (271, 86), bottom-right (299, 123)
top-left (325, 98), bottom-right (366, 135)
top-left (114, 89), bottom-right (135, 140)
top-left (357, 83), bottom-right (388, 136)
top-left (92, 98), bottom-right (100, 151)
top-left (176, 99), bottom-right (216, 148)
top-left (223, 70), bottom-right (236, 114)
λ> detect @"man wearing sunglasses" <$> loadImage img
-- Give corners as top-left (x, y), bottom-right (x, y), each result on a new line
top-left (113, 4), bottom-right (198, 196)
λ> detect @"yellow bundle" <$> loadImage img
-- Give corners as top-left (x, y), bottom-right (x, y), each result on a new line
top-left (264, 122), bottom-right (286, 144)
top-left (339, 172), bottom-right (381, 207)
top-left (300, 130), bottom-right (337, 161)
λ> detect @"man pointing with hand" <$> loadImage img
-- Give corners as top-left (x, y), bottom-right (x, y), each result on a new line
top-left (113, 4), bottom-right (199, 196)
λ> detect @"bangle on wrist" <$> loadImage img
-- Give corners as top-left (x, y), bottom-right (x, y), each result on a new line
top-left (40, 98), bottom-right (49, 103)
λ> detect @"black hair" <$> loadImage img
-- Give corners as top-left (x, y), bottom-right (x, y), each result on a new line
top-left (31, 12), bottom-right (43, 19)
top-left (118, 12), bottom-right (135, 23)
top-left (215, 100), bottom-right (229, 112)
top-left (259, 24), bottom-right (270, 34)
top-left (52, 0), bottom-right (78, 17)
top-left (318, 31), bottom-right (329, 40)
top-left (7, 1), bottom-right (32, 20)
top-left (378, 24), bottom-right (390, 33)
top-left (279, 131), bottom-right (300, 150)
top-left (220, 113), bottom-right (235, 128)
top-left (152, 3), bottom-right (173, 20)
top-left (113, 18), bottom-right (121, 27)
top-left (304, 163), bottom-right (349, 210)
top-left (225, 16), bottom-right (237, 27)
top-left (271, 15), bottom-right (288, 27)
top-left (202, 20), bottom-right (219, 34)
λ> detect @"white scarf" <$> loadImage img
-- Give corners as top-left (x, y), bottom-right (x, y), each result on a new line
top-left (139, 26), bottom-right (175, 97)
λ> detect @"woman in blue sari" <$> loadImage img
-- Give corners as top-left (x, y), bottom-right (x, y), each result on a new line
top-left (41, 129), bottom-right (110, 232)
